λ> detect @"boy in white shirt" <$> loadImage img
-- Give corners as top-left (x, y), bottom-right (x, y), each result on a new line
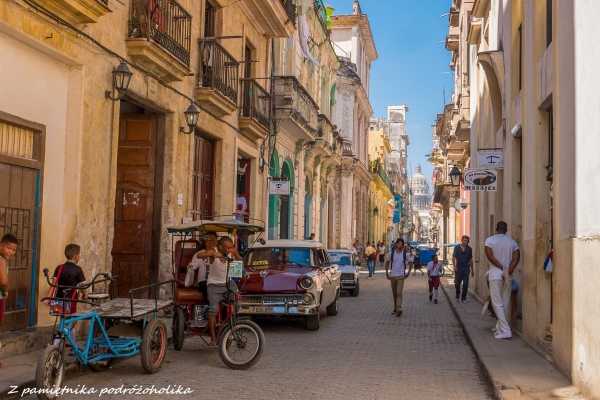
top-left (484, 221), bottom-right (520, 340)
top-left (426, 254), bottom-right (443, 304)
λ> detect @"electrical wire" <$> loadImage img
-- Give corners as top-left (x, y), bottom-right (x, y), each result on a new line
top-left (20, 0), bottom-right (243, 134)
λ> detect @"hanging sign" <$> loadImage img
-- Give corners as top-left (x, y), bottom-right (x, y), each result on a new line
top-left (477, 149), bottom-right (504, 169)
top-left (464, 168), bottom-right (498, 192)
top-left (269, 179), bottom-right (290, 195)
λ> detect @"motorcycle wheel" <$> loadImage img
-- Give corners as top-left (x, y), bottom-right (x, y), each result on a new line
top-left (218, 320), bottom-right (265, 370)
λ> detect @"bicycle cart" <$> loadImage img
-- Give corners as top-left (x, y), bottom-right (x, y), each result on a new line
top-left (166, 217), bottom-right (266, 370)
top-left (36, 270), bottom-right (172, 400)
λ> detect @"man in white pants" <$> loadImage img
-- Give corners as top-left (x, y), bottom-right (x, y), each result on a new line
top-left (484, 221), bottom-right (520, 340)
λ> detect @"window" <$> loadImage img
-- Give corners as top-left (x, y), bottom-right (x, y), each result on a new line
top-left (546, 0), bottom-right (552, 47)
top-left (204, 1), bottom-right (216, 38)
top-left (192, 134), bottom-right (215, 219)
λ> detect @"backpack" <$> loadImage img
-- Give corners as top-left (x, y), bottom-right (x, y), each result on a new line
top-left (390, 249), bottom-right (407, 266)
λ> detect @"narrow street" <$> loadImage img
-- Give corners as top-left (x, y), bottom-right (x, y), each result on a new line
top-left (46, 274), bottom-right (493, 400)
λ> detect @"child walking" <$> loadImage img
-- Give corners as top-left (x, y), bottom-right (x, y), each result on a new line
top-left (427, 254), bottom-right (443, 304)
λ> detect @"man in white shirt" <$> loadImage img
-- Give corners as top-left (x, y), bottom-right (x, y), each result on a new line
top-left (385, 239), bottom-right (411, 316)
top-left (484, 221), bottom-right (520, 340)
top-left (197, 236), bottom-right (241, 345)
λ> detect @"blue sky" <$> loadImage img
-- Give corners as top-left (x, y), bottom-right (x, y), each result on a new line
top-left (328, 0), bottom-right (452, 182)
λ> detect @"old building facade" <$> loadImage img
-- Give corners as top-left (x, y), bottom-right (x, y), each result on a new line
top-left (0, 0), bottom-right (347, 332)
top-left (329, 0), bottom-right (377, 248)
top-left (367, 118), bottom-right (393, 245)
top-left (433, 0), bottom-right (600, 397)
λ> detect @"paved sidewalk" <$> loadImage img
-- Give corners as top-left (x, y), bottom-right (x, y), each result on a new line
top-left (441, 278), bottom-right (584, 400)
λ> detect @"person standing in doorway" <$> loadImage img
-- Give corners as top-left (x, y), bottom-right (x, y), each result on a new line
top-left (484, 221), bottom-right (520, 340)
top-left (0, 234), bottom-right (18, 368)
top-left (365, 242), bottom-right (377, 277)
top-left (385, 239), bottom-right (411, 316)
top-left (427, 254), bottom-right (443, 304)
top-left (453, 236), bottom-right (474, 303)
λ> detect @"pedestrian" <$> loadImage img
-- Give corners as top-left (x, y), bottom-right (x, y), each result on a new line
top-left (385, 238), bottom-right (411, 316)
top-left (0, 233), bottom-right (18, 368)
top-left (51, 244), bottom-right (86, 315)
top-left (365, 242), bottom-right (377, 277)
top-left (453, 235), bottom-right (473, 303)
top-left (427, 254), bottom-right (443, 304)
top-left (484, 221), bottom-right (520, 340)
top-left (377, 241), bottom-right (386, 269)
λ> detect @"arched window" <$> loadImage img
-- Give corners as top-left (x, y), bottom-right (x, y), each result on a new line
top-left (304, 176), bottom-right (313, 239)
top-left (268, 150), bottom-right (280, 239)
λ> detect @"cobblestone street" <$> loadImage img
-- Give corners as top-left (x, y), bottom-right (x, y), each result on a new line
top-left (36, 273), bottom-right (494, 400)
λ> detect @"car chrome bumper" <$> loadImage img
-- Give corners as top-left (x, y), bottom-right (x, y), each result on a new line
top-left (237, 296), bottom-right (319, 316)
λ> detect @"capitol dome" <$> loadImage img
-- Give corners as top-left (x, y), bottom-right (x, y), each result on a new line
top-left (410, 165), bottom-right (431, 211)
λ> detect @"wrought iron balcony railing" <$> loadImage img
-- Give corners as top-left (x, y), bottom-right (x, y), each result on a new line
top-left (281, 0), bottom-right (296, 24)
top-left (198, 40), bottom-right (239, 104)
top-left (242, 79), bottom-right (271, 129)
top-left (371, 160), bottom-right (393, 191)
top-left (314, 0), bottom-right (329, 33)
top-left (128, 0), bottom-right (192, 66)
top-left (341, 138), bottom-right (353, 156)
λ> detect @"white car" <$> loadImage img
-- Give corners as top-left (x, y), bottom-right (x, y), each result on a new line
top-left (237, 240), bottom-right (341, 330)
top-left (328, 249), bottom-right (360, 297)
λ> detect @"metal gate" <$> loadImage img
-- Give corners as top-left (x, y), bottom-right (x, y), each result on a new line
top-left (0, 112), bottom-right (43, 331)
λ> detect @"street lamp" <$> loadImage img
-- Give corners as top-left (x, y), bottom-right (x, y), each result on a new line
top-left (449, 165), bottom-right (462, 186)
top-left (180, 102), bottom-right (201, 134)
top-left (105, 61), bottom-right (133, 101)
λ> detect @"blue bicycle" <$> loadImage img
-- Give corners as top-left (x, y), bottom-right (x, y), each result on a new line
top-left (36, 270), bottom-right (172, 399)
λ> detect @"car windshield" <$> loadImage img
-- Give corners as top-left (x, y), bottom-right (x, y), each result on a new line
top-left (246, 247), bottom-right (312, 268)
top-left (327, 252), bottom-right (352, 266)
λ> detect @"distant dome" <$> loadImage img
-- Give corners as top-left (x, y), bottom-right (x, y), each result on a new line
top-left (410, 165), bottom-right (431, 211)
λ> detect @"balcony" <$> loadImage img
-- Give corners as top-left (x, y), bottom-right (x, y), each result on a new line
top-left (341, 138), bottom-right (353, 157)
top-left (127, 0), bottom-right (191, 82)
top-left (239, 79), bottom-right (271, 142)
top-left (311, 114), bottom-right (335, 155)
top-left (273, 76), bottom-right (319, 140)
top-left (30, 0), bottom-right (110, 24)
top-left (370, 160), bottom-right (394, 194)
top-left (445, 26), bottom-right (459, 52)
top-left (195, 40), bottom-right (239, 117)
top-left (314, 0), bottom-right (330, 34)
top-left (238, 0), bottom-right (296, 37)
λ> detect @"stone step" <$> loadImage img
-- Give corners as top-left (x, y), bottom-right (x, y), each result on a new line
top-left (0, 327), bottom-right (52, 360)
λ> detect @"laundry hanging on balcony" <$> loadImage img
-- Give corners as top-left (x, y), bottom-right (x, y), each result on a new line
top-left (298, 0), bottom-right (319, 65)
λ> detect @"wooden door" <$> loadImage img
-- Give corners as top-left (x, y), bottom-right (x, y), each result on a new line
top-left (112, 115), bottom-right (157, 297)
top-left (192, 135), bottom-right (214, 219)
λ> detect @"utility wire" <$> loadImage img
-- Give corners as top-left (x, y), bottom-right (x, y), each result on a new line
top-left (21, 0), bottom-right (243, 134)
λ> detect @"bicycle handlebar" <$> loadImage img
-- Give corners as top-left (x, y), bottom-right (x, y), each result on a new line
top-left (42, 268), bottom-right (115, 290)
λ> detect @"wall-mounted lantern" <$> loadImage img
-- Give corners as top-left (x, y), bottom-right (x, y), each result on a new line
top-left (180, 102), bottom-right (200, 134)
top-left (449, 165), bottom-right (462, 187)
top-left (105, 61), bottom-right (133, 101)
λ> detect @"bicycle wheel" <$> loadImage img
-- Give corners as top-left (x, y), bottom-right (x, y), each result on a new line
top-left (218, 320), bottom-right (265, 370)
top-left (35, 343), bottom-right (65, 400)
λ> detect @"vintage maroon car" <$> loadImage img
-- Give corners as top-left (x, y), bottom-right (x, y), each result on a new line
top-left (237, 240), bottom-right (341, 330)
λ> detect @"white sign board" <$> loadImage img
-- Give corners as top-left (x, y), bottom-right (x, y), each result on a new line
top-left (228, 260), bottom-right (244, 279)
top-left (477, 149), bottom-right (504, 169)
top-left (269, 180), bottom-right (290, 195)
top-left (464, 168), bottom-right (498, 192)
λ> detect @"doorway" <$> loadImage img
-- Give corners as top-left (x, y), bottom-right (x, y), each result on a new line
top-left (192, 133), bottom-right (215, 220)
top-left (0, 114), bottom-right (43, 331)
top-left (236, 157), bottom-right (251, 222)
top-left (111, 102), bottom-right (163, 297)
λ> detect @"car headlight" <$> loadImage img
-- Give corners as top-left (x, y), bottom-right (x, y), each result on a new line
top-left (298, 276), bottom-right (314, 290)
top-left (303, 293), bottom-right (314, 304)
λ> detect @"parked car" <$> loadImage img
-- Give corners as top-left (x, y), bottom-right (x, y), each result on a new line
top-left (237, 240), bottom-right (341, 330)
top-left (327, 249), bottom-right (359, 297)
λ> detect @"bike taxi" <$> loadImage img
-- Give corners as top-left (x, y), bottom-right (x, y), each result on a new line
top-left (166, 217), bottom-right (265, 369)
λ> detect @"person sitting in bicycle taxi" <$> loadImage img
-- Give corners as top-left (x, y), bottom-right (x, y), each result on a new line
top-left (186, 233), bottom-right (218, 302)
top-left (52, 243), bottom-right (86, 315)
top-left (195, 236), bottom-right (242, 346)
